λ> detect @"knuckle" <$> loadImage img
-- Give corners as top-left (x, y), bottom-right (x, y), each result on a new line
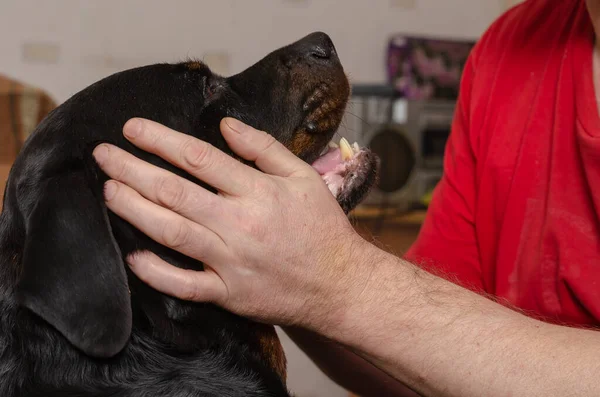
top-left (179, 277), bottom-right (204, 301)
top-left (249, 224), bottom-right (267, 243)
top-left (161, 220), bottom-right (191, 249)
top-left (144, 123), bottom-right (164, 149)
top-left (195, 197), bottom-right (218, 217)
top-left (181, 139), bottom-right (212, 171)
top-left (259, 135), bottom-right (278, 154)
top-left (237, 209), bottom-right (268, 243)
top-left (114, 157), bottom-right (133, 181)
top-left (252, 177), bottom-right (275, 195)
top-left (156, 176), bottom-right (186, 210)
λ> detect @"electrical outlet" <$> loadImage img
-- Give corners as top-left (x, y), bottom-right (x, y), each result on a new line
top-left (203, 51), bottom-right (231, 76)
top-left (390, 0), bottom-right (417, 9)
top-left (22, 42), bottom-right (60, 64)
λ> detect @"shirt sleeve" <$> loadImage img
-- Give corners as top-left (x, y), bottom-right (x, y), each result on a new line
top-left (403, 48), bottom-right (484, 293)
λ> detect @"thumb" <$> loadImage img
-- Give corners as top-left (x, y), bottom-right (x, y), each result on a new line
top-left (127, 251), bottom-right (227, 304)
top-left (220, 118), bottom-right (316, 178)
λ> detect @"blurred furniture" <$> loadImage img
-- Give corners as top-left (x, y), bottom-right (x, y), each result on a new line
top-left (351, 207), bottom-right (426, 255)
top-left (342, 35), bottom-right (474, 234)
top-left (386, 34), bottom-right (476, 101)
top-left (0, 74), bottom-right (56, 208)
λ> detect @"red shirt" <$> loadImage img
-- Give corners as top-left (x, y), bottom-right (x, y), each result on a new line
top-left (405, 0), bottom-right (600, 327)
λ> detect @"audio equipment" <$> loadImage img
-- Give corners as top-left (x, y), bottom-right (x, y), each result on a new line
top-left (342, 85), bottom-right (455, 211)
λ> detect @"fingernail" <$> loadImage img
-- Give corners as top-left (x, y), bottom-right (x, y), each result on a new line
top-left (225, 118), bottom-right (248, 134)
top-left (127, 251), bottom-right (151, 270)
top-left (124, 118), bottom-right (143, 139)
top-left (126, 252), bottom-right (141, 268)
top-left (104, 181), bottom-right (118, 201)
top-left (93, 144), bottom-right (109, 165)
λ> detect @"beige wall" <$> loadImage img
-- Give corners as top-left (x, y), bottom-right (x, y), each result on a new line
top-left (1, 0), bottom-right (505, 103)
top-left (0, 1), bottom-right (507, 395)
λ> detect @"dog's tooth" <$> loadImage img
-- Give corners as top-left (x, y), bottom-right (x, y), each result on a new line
top-left (352, 142), bottom-right (360, 153)
top-left (340, 137), bottom-right (353, 161)
top-left (328, 141), bottom-right (339, 149)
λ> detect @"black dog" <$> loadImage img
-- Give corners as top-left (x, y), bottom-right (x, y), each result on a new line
top-left (0, 32), bottom-right (378, 396)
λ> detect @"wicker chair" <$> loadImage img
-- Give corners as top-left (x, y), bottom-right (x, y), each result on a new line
top-left (0, 74), bottom-right (56, 209)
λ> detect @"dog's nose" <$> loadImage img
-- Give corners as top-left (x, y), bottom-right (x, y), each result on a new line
top-left (291, 32), bottom-right (339, 66)
top-left (305, 32), bottom-right (336, 61)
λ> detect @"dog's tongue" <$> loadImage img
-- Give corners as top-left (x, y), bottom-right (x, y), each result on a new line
top-left (311, 148), bottom-right (342, 175)
top-left (310, 138), bottom-right (368, 198)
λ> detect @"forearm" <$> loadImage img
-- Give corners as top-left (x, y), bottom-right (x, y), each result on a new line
top-left (317, 245), bottom-right (600, 397)
top-left (283, 326), bottom-right (420, 397)
top-left (103, 117), bottom-right (600, 396)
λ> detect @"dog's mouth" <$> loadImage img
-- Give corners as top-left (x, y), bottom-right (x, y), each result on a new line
top-left (310, 137), bottom-right (379, 212)
top-left (312, 137), bottom-right (368, 195)
top-left (291, 82), bottom-right (378, 212)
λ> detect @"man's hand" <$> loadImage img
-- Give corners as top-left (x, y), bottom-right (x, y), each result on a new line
top-left (92, 117), bottom-right (369, 328)
top-left (93, 117), bottom-right (600, 397)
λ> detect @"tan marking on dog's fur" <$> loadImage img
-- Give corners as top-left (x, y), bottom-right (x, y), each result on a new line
top-left (185, 61), bottom-right (205, 70)
top-left (288, 131), bottom-right (315, 156)
top-left (255, 324), bottom-right (287, 381)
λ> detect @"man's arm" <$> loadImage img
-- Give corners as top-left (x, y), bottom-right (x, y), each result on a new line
top-left (314, 244), bottom-right (600, 397)
top-left (93, 118), bottom-right (600, 397)
top-left (282, 326), bottom-right (420, 397)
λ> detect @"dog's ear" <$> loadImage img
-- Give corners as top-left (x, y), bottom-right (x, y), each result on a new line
top-left (15, 170), bottom-right (132, 358)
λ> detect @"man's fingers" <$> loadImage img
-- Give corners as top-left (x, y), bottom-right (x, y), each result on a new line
top-left (103, 179), bottom-right (227, 264)
top-left (127, 251), bottom-right (227, 304)
top-left (93, 143), bottom-right (219, 224)
top-left (122, 118), bottom-right (261, 196)
top-left (221, 118), bottom-right (316, 178)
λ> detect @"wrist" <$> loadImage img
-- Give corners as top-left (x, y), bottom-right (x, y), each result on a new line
top-left (307, 233), bottom-right (396, 337)
top-left (314, 246), bottom-right (423, 356)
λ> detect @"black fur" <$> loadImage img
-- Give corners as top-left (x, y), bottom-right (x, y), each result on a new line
top-left (0, 32), bottom-right (367, 396)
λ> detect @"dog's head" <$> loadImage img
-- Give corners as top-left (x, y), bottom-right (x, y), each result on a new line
top-left (194, 31), bottom-right (350, 164)
top-left (2, 32), bottom-right (378, 376)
